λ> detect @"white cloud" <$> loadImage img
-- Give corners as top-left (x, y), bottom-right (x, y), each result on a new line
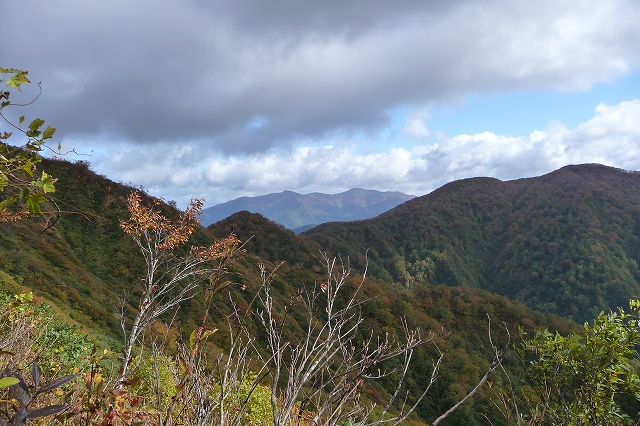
top-left (81, 99), bottom-right (640, 207)
top-left (203, 146), bottom-right (415, 195)
top-left (8, 0), bottom-right (637, 206)
top-left (417, 99), bottom-right (640, 183)
top-left (402, 110), bottom-right (431, 139)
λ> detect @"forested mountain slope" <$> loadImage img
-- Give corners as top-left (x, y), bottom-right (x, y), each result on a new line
top-left (304, 164), bottom-right (640, 322)
top-left (0, 158), bottom-right (579, 425)
top-left (206, 210), bottom-right (321, 267)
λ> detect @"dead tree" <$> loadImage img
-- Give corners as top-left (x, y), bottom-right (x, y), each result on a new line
top-left (255, 255), bottom-right (446, 426)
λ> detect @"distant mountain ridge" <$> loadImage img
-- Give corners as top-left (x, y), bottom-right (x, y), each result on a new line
top-left (200, 188), bottom-right (415, 230)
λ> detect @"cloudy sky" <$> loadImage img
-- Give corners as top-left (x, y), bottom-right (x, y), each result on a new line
top-left (3, 0), bottom-right (640, 207)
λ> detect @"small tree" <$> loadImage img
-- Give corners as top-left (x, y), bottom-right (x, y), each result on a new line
top-left (118, 191), bottom-right (240, 385)
top-left (0, 68), bottom-right (57, 222)
top-left (495, 301), bottom-right (640, 425)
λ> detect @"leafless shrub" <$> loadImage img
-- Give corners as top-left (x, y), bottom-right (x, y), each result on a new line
top-left (254, 255), bottom-right (447, 425)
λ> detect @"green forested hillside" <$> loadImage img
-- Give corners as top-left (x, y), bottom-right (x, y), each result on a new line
top-left (206, 209), bottom-right (321, 267)
top-left (0, 157), bottom-right (581, 425)
top-left (304, 164), bottom-right (640, 322)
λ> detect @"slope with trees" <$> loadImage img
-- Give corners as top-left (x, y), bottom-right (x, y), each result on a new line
top-left (0, 155), bottom-right (580, 425)
top-left (305, 164), bottom-right (640, 322)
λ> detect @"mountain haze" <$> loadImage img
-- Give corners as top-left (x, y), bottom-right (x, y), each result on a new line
top-left (200, 188), bottom-right (415, 230)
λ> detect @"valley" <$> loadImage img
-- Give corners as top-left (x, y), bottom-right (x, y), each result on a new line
top-left (2, 158), bottom-right (639, 424)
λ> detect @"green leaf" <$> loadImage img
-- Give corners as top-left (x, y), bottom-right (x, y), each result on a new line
top-left (0, 377), bottom-right (19, 389)
top-left (0, 173), bottom-right (7, 190)
top-left (189, 329), bottom-right (198, 350)
top-left (190, 327), bottom-right (218, 350)
top-left (19, 115), bottom-right (24, 124)
top-left (19, 188), bottom-right (29, 201)
top-left (28, 118), bottom-right (44, 131)
top-left (6, 71), bottom-right (30, 90)
top-left (22, 161), bottom-right (34, 178)
top-left (13, 292), bottom-right (33, 305)
top-left (27, 196), bottom-right (42, 214)
top-left (42, 126), bottom-right (55, 140)
top-left (39, 171), bottom-right (56, 194)
top-left (25, 129), bottom-right (41, 138)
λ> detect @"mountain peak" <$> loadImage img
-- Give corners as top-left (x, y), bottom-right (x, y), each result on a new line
top-left (200, 189), bottom-right (415, 230)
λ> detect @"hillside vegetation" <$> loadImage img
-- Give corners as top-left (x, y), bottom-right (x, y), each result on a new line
top-left (305, 164), bottom-right (640, 322)
top-left (0, 157), bottom-right (581, 425)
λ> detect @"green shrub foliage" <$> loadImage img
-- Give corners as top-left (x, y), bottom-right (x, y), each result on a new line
top-left (510, 301), bottom-right (640, 425)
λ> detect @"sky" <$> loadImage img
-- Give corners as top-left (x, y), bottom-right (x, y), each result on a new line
top-left (2, 0), bottom-right (640, 207)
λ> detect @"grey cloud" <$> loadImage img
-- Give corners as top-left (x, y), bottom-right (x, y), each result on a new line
top-left (3, 0), bottom-right (640, 155)
top-left (73, 100), bottom-right (640, 207)
top-left (193, 0), bottom-right (466, 41)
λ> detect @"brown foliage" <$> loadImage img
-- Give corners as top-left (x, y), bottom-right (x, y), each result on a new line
top-left (120, 191), bottom-right (202, 252)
